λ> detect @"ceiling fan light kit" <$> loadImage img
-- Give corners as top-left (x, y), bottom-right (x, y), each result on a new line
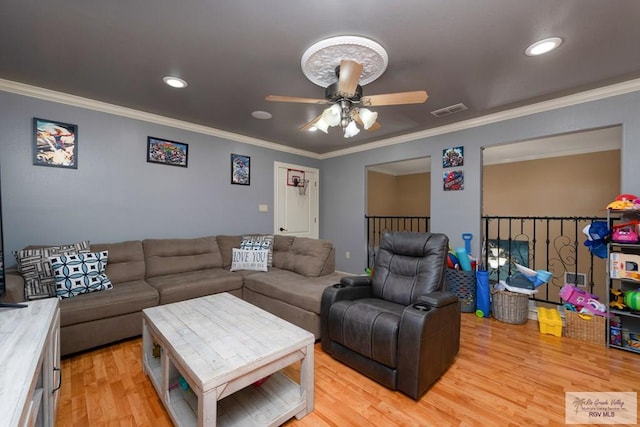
top-left (266, 35), bottom-right (428, 139)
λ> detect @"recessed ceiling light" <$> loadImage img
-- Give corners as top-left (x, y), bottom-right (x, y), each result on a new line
top-left (525, 37), bottom-right (562, 56)
top-left (251, 111), bottom-right (272, 120)
top-left (162, 76), bottom-right (188, 88)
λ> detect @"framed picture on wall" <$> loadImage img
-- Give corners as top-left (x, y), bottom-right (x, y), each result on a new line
top-left (231, 154), bottom-right (250, 185)
top-left (443, 170), bottom-right (464, 191)
top-left (442, 146), bottom-right (464, 168)
top-left (146, 136), bottom-right (188, 167)
top-left (33, 118), bottom-right (78, 169)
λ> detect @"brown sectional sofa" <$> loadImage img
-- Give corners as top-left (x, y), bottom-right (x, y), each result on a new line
top-left (6, 234), bottom-right (347, 356)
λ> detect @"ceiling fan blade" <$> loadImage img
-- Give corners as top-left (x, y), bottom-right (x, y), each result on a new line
top-left (361, 90), bottom-right (428, 106)
top-left (337, 60), bottom-right (363, 97)
top-left (265, 95), bottom-right (329, 104)
top-left (299, 113), bottom-right (324, 132)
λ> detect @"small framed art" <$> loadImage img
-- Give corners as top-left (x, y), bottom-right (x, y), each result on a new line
top-left (147, 136), bottom-right (188, 167)
top-left (231, 154), bottom-right (250, 185)
top-left (443, 170), bottom-right (464, 191)
top-left (442, 146), bottom-right (464, 168)
top-left (33, 118), bottom-right (78, 169)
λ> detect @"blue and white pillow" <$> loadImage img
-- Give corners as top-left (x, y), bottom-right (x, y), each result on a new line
top-left (49, 251), bottom-right (113, 299)
top-left (241, 234), bottom-right (274, 267)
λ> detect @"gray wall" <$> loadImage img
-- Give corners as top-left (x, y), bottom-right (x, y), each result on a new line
top-left (3, 89), bottom-right (640, 275)
top-left (321, 91), bottom-right (640, 273)
top-left (0, 91), bottom-right (319, 267)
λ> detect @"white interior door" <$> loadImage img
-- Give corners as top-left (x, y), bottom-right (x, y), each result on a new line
top-left (274, 162), bottom-right (319, 238)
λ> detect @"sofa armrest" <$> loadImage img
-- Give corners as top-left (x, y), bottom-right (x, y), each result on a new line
top-left (320, 281), bottom-right (373, 352)
top-left (340, 275), bottom-right (371, 287)
top-left (417, 291), bottom-right (458, 308)
top-left (4, 270), bottom-right (25, 303)
top-left (397, 291), bottom-right (461, 399)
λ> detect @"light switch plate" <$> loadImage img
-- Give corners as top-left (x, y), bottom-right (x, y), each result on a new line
top-left (259, 204), bottom-right (269, 213)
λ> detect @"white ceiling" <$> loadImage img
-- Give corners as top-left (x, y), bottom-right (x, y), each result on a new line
top-left (367, 126), bottom-right (622, 175)
top-left (1, 1), bottom-right (640, 155)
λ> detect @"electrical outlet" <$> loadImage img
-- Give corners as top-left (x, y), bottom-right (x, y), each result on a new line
top-left (345, 251), bottom-right (351, 259)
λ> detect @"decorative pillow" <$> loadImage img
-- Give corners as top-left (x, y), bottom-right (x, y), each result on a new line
top-left (49, 251), bottom-right (113, 299)
top-left (230, 248), bottom-right (269, 272)
top-left (14, 241), bottom-right (90, 300)
top-left (241, 234), bottom-right (274, 267)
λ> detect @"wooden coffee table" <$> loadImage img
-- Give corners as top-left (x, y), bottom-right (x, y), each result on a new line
top-left (142, 293), bottom-right (314, 426)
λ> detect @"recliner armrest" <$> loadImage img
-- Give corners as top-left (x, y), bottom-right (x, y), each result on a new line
top-left (417, 291), bottom-right (458, 308)
top-left (340, 275), bottom-right (371, 287)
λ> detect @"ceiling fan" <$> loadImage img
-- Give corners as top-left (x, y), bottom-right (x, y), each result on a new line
top-left (265, 59), bottom-right (428, 138)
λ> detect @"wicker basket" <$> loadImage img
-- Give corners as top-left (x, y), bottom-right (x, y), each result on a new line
top-left (445, 269), bottom-right (476, 313)
top-left (491, 289), bottom-right (529, 324)
top-left (565, 310), bottom-right (606, 346)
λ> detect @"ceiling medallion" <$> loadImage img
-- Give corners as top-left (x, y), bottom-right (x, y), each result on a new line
top-left (301, 36), bottom-right (389, 87)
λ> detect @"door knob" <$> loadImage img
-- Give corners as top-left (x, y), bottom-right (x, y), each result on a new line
top-left (279, 227), bottom-right (287, 232)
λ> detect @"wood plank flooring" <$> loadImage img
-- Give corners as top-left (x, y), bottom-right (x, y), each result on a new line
top-left (56, 314), bottom-right (640, 426)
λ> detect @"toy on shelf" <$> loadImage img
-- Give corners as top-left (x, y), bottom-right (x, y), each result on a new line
top-left (610, 253), bottom-right (640, 282)
top-left (560, 284), bottom-right (606, 316)
top-left (610, 289), bottom-right (626, 310)
top-left (611, 220), bottom-right (640, 243)
top-left (606, 193), bottom-right (638, 210)
top-left (624, 289), bottom-right (640, 311)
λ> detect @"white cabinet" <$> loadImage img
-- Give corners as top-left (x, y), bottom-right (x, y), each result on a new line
top-left (0, 299), bottom-right (61, 426)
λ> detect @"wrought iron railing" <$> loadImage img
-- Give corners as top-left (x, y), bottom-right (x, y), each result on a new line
top-left (366, 216), bottom-right (430, 267)
top-left (365, 215), bottom-right (607, 305)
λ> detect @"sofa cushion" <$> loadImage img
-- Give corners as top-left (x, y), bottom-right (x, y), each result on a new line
top-left (60, 279), bottom-right (159, 327)
top-left (14, 240), bottom-right (91, 300)
top-left (216, 235), bottom-right (243, 269)
top-left (230, 248), bottom-right (269, 272)
top-left (243, 269), bottom-right (346, 314)
top-left (146, 268), bottom-right (243, 305)
top-left (272, 235), bottom-right (295, 269)
top-left (144, 236), bottom-right (223, 278)
top-left (282, 237), bottom-right (333, 277)
top-left (91, 240), bottom-right (145, 284)
top-left (50, 251), bottom-right (113, 299)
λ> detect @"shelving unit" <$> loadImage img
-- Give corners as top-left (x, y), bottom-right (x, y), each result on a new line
top-left (606, 209), bottom-right (640, 353)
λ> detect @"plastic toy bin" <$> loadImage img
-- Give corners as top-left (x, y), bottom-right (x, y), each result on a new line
top-left (537, 307), bottom-right (562, 337)
top-left (445, 269), bottom-right (476, 313)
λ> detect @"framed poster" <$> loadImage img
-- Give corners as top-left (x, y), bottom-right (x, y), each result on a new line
top-left (231, 154), bottom-right (250, 185)
top-left (442, 146), bottom-right (464, 168)
top-left (147, 136), bottom-right (188, 167)
top-left (443, 170), bottom-right (464, 191)
top-left (33, 118), bottom-right (78, 169)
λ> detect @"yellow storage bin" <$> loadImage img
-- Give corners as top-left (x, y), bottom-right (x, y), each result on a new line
top-left (537, 307), bottom-right (563, 337)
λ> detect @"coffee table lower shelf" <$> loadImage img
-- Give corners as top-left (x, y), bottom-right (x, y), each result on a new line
top-left (143, 328), bottom-right (308, 426)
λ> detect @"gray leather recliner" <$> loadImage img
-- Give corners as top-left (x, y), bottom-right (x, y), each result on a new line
top-left (321, 231), bottom-right (460, 399)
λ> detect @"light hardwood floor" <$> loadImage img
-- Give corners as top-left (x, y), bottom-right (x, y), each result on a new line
top-left (57, 314), bottom-right (640, 426)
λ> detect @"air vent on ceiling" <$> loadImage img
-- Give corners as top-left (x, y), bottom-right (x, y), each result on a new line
top-left (431, 103), bottom-right (468, 118)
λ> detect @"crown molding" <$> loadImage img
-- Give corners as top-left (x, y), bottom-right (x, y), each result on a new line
top-left (0, 78), bottom-right (321, 159)
top-left (318, 77), bottom-right (640, 159)
top-left (2, 77), bottom-right (640, 162)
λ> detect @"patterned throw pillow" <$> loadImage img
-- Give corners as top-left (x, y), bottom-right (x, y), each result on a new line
top-left (14, 241), bottom-right (90, 300)
top-left (49, 251), bottom-right (112, 299)
top-left (230, 248), bottom-right (269, 272)
top-left (241, 234), bottom-right (274, 267)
